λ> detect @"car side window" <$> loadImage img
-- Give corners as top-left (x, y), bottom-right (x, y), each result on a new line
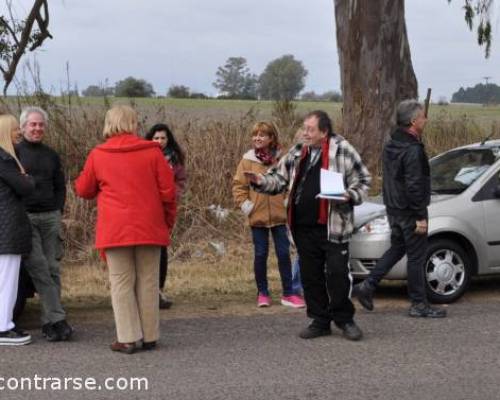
top-left (431, 149), bottom-right (496, 195)
top-left (472, 167), bottom-right (500, 202)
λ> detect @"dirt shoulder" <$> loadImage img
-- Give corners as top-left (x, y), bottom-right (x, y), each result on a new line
top-left (18, 276), bottom-right (500, 329)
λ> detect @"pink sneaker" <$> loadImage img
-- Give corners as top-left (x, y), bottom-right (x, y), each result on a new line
top-left (281, 295), bottom-right (305, 309)
top-left (257, 294), bottom-right (271, 307)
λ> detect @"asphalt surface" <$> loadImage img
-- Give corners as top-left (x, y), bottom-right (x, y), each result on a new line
top-left (1, 288), bottom-right (500, 400)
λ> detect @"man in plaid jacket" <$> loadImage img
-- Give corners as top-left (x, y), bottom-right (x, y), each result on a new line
top-left (246, 110), bottom-right (371, 340)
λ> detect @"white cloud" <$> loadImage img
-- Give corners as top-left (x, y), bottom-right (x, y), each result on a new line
top-left (5, 0), bottom-right (499, 97)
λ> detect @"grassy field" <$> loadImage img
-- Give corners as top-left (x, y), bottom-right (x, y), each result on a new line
top-left (3, 96), bottom-right (499, 305)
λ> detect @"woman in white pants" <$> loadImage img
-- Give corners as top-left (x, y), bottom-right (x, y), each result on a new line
top-left (0, 115), bottom-right (35, 346)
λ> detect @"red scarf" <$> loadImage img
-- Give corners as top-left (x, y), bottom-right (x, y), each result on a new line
top-left (255, 148), bottom-right (276, 165)
top-left (294, 138), bottom-right (329, 226)
top-left (318, 138), bottom-right (329, 225)
top-left (405, 127), bottom-right (421, 141)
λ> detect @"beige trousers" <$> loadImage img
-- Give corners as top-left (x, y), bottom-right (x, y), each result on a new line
top-left (105, 246), bottom-right (160, 343)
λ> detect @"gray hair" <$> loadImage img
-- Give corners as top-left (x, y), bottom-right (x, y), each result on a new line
top-left (396, 99), bottom-right (423, 127)
top-left (20, 106), bottom-right (48, 128)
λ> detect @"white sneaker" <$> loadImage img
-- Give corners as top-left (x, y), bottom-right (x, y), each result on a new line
top-left (0, 329), bottom-right (32, 346)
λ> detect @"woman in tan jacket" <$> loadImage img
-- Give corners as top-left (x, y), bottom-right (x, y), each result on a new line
top-left (233, 122), bottom-right (304, 308)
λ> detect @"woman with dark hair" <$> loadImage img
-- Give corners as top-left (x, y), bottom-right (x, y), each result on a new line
top-left (145, 123), bottom-right (187, 309)
top-left (233, 121), bottom-right (304, 308)
top-left (0, 115), bottom-right (34, 346)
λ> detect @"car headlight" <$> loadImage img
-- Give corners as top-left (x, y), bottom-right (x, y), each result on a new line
top-left (358, 215), bottom-right (390, 234)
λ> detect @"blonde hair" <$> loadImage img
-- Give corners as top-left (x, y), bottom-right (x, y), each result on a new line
top-left (103, 105), bottom-right (138, 138)
top-left (251, 121), bottom-right (279, 150)
top-left (0, 114), bottom-right (25, 173)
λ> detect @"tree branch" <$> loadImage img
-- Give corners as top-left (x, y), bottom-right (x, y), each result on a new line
top-left (1, 0), bottom-right (52, 95)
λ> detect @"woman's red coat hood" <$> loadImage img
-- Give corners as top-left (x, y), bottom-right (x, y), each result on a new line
top-left (74, 133), bottom-right (177, 253)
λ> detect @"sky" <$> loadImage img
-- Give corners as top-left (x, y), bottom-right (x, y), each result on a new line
top-left (4, 0), bottom-right (500, 100)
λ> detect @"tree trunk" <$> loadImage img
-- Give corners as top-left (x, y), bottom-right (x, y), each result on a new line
top-left (334, 0), bottom-right (417, 172)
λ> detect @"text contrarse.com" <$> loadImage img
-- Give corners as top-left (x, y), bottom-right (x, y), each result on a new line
top-left (0, 375), bottom-right (149, 391)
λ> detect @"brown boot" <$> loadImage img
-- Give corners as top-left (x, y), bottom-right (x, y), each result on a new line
top-left (110, 341), bottom-right (136, 354)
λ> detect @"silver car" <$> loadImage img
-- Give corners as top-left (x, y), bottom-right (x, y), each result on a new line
top-left (350, 140), bottom-right (500, 303)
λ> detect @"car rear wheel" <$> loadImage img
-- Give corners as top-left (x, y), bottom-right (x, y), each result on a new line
top-left (425, 239), bottom-right (471, 304)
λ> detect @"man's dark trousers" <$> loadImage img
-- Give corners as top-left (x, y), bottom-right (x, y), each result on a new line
top-left (366, 214), bottom-right (427, 303)
top-left (293, 225), bottom-right (354, 328)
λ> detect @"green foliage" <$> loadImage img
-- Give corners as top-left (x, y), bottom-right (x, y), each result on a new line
top-left (451, 83), bottom-right (500, 103)
top-left (82, 84), bottom-right (114, 97)
top-left (189, 92), bottom-right (208, 99)
top-left (0, 2), bottom-right (52, 94)
top-left (168, 84), bottom-right (191, 98)
top-left (258, 54), bottom-right (307, 101)
top-left (301, 90), bottom-right (343, 102)
top-left (62, 89), bottom-right (79, 97)
top-left (114, 76), bottom-right (155, 97)
top-left (213, 57), bottom-right (258, 99)
top-left (449, 0), bottom-right (493, 57)
top-left (0, 17), bottom-right (40, 61)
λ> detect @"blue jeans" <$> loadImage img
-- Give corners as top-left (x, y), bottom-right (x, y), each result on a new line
top-left (251, 225), bottom-right (293, 296)
top-left (291, 256), bottom-right (303, 293)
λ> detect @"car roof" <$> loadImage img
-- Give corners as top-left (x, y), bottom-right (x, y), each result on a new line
top-left (449, 140), bottom-right (500, 151)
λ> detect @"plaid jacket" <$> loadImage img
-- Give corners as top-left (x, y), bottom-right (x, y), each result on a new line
top-left (255, 135), bottom-right (371, 243)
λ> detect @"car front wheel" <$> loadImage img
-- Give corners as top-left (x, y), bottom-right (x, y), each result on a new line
top-left (424, 239), bottom-right (471, 304)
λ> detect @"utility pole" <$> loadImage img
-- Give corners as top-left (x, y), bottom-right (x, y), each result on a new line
top-left (483, 76), bottom-right (492, 85)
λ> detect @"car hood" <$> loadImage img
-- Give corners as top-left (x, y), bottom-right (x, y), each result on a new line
top-left (353, 201), bottom-right (386, 228)
top-left (430, 194), bottom-right (456, 203)
top-left (353, 194), bottom-right (457, 228)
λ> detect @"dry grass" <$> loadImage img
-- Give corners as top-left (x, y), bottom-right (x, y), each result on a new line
top-left (2, 93), bottom-right (500, 303)
top-left (60, 239), bottom-right (297, 307)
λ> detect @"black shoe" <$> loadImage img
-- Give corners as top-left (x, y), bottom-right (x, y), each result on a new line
top-left (12, 325), bottom-right (29, 336)
top-left (408, 303), bottom-right (447, 318)
top-left (298, 324), bottom-right (332, 339)
top-left (52, 320), bottom-right (74, 341)
top-left (352, 281), bottom-right (375, 311)
top-left (42, 323), bottom-right (61, 342)
top-left (142, 341), bottom-right (157, 350)
top-left (337, 321), bottom-right (363, 341)
top-left (159, 294), bottom-right (173, 310)
top-left (0, 329), bottom-right (32, 346)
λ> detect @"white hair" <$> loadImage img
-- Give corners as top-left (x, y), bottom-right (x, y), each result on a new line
top-left (396, 99), bottom-right (423, 127)
top-left (20, 106), bottom-right (49, 128)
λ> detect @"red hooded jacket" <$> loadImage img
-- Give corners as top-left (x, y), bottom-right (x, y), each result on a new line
top-left (75, 133), bottom-right (176, 250)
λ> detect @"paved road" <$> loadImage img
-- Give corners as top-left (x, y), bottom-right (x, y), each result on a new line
top-left (1, 290), bottom-right (500, 400)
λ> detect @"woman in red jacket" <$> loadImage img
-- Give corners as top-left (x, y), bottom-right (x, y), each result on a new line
top-left (75, 105), bottom-right (176, 354)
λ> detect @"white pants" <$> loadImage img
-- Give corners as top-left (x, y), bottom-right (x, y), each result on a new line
top-left (0, 254), bottom-right (21, 332)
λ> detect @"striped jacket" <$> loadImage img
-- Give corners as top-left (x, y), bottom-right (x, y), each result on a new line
top-left (255, 135), bottom-right (371, 243)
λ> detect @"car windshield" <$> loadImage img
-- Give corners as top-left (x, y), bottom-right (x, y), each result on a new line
top-left (430, 147), bottom-right (500, 194)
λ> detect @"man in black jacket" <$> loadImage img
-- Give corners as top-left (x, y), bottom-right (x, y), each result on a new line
top-left (16, 106), bottom-right (73, 341)
top-left (353, 100), bottom-right (446, 318)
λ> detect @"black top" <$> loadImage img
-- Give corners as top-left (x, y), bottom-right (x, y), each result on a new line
top-left (293, 151), bottom-right (323, 227)
top-left (382, 127), bottom-right (431, 219)
top-left (0, 148), bottom-right (34, 255)
top-left (16, 140), bottom-right (66, 213)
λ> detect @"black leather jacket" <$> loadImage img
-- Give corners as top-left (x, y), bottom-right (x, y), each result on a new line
top-left (382, 127), bottom-right (430, 219)
top-left (0, 148), bottom-right (34, 255)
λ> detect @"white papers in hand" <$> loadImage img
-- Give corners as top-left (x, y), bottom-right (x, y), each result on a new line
top-left (316, 169), bottom-right (346, 200)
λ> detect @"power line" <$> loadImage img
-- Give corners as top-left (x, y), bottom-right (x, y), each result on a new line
top-left (483, 76), bottom-right (492, 85)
